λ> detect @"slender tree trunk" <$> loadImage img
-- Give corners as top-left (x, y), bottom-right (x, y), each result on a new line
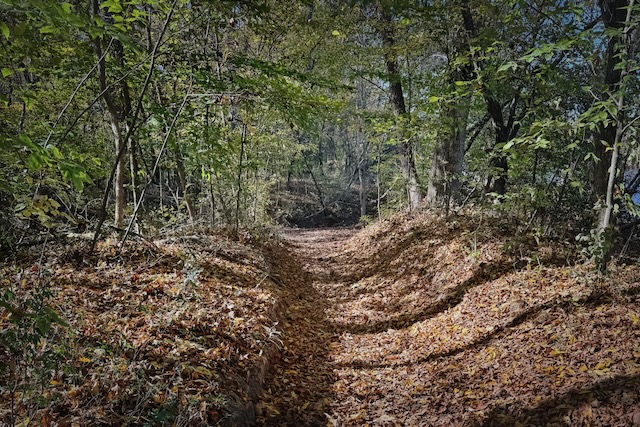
top-left (214, 172), bottom-right (231, 223)
top-left (304, 155), bottom-right (326, 215)
top-left (129, 138), bottom-right (139, 209)
top-left (234, 124), bottom-right (247, 235)
top-left (358, 163), bottom-right (366, 217)
top-left (175, 145), bottom-right (195, 222)
top-left (594, 0), bottom-right (628, 201)
top-left (88, 0), bottom-right (177, 253)
top-left (461, 2), bottom-right (518, 197)
top-left (204, 104), bottom-right (215, 226)
top-left (91, 1), bottom-right (126, 228)
top-left (253, 170), bottom-right (259, 224)
top-left (380, 10), bottom-right (422, 210)
top-left (377, 139), bottom-right (382, 221)
top-left (209, 177), bottom-right (216, 226)
top-left (113, 132), bottom-right (127, 227)
top-left (159, 168), bottom-right (164, 210)
top-left (113, 40), bottom-right (138, 212)
top-left (595, 0), bottom-right (634, 273)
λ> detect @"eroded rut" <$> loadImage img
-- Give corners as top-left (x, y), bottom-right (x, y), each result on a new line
top-left (256, 228), bottom-right (358, 426)
top-left (255, 223), bottom-right (640, 427)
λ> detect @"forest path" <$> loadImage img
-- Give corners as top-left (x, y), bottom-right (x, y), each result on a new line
top-left (256, 227), bottom-right (361, 426)
top-left (256, 223), bottom-right (640, 427)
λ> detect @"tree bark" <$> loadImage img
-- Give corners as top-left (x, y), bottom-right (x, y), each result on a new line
top-left (461, 2), bottom-right (520, 196)
top-left (112, 41), bottom-right (140, 213)
top-left (91, 0), bottom-right (126, 228)
top-left (358, 162), bottom-right (367, 217)
top-left (175, 145), bottom-right (196, 222)
top-left (380, 9), bottom-right (422, 210)
top-left (426, 6), bottom-right (475, 208)
top-left (595, 0), bottom-right (634, 273)
top-left (426, 98), bottom-right (469, 207)
top-left (594, 0), bottom-right (628, 201)
top-left (234, 124), bottom-right (247, 235)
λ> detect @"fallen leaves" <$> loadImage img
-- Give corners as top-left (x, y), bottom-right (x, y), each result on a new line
top-left (4, 211), bottom-right (640, 426)
top-left (0, 234), bottom-right (287, 425)
top-left (260, 213), bottom-right (640, 426)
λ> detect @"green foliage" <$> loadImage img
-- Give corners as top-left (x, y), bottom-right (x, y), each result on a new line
top-left (0, 267), bottom-right (70, 423)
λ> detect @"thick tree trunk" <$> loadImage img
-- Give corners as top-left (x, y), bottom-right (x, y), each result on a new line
top-left (484, 97), bottom-right (514, 196)
top-left (426, 103), bottom-right (469, 207)
top-left (427, 8), bottom-right (474, 208)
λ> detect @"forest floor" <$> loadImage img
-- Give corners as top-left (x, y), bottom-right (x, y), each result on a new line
top-left (258, 212), bottom-right (640, 426)
top-left (2, 211), bottom-right (640, 426)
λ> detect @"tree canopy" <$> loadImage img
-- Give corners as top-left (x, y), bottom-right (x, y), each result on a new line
top-left (2, 0), bottom-right (640, 263)
top-left (4, 0), bottom-right (640, 425)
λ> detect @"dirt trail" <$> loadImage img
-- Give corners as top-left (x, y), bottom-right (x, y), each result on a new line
top-left (256, 227), bottom-right (358, 426)
top-left (256, 225), bottom-right (640, 427)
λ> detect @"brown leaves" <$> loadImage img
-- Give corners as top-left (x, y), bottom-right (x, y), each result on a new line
top-left (1, 235), bottom-right (286, 426)
top-left (265, 214), bottom-right (640, 426)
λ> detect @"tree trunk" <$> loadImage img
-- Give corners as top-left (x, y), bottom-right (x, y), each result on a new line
top-left (128, 138), bottom-right (139, 210)
top-left (594, 0), bottom-right (628, 201)
top-left (380, 10), bottom-right (422, 210)
top-left (461, 2), bottom-right (517, 197)
top-left (175, 145), bottom-right (196, 222)
top-left (595, 0), bottom-right (633, 273)
top-left (358, 163), bottom-right (367, 217)
top-left (426, 102), bottom-right (469, 207)
top-left (91, 1), bottom-right (126, 227)
top-left (484, 96), bottom-right (515, 196)
top-left (113, 40), bottom-right (138, 212)
top-left (426, 7), bottom-right (475, 208)
top-left (234, 124), bottom-right (247, 235)
top-left (209, 177), bottom-right (216, 226)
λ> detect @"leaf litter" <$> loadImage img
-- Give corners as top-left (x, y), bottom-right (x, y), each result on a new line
top-left (2, 211), bottom-right (640, 426)
top-left (259, 211), bottom-right (640, 426)
top-left (1, 232), bottom-right (290, 426)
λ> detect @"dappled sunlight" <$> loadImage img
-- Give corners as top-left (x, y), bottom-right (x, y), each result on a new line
top-left (257, 212), bottom-right (640, 426)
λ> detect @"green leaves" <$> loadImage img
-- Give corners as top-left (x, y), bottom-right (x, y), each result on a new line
top-left (11, 135), bottom-right (92, 192)
top-left (100, 0), bottom-right (123, 13)
top-left (497, 61), bottom-right (518, 73)
top-left (578, 101), bottom-right (618, 131)
top-left (0, 22), bottom-right (9, 39)
top-left (61, 2), bottom-right (73, 14)
top-left (39, 26), bottom-right (57, 34)
top-left (59, 161), bottom-right (92, 192)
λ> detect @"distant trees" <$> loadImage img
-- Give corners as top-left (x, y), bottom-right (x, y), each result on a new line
top-left (1, 0), bottom-right (640, 270)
